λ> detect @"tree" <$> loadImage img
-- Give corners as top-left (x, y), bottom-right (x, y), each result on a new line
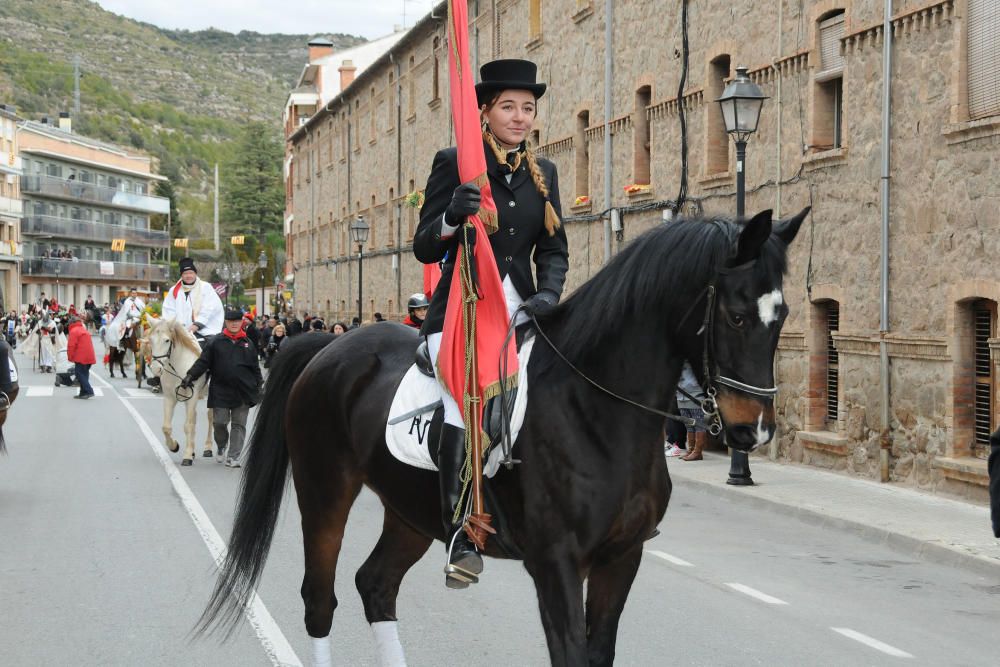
top-left (221, 120), bottom-right (284, 243)
top-left (152, 178), bottom-right (180, 233)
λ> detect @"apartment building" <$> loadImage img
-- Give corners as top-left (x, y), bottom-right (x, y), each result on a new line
top-left (17, 115), bottom-right (170, 308)
top-left (0, 104), bottom-right (21, 312)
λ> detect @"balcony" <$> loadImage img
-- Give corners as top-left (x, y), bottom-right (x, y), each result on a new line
top-left (22, 257), bottom-right (169, 282)
top-left (21, 214), bottom-right (169, 247)
top-left (0, 196), bottom-right (22, 217)
top-left (21, 174), bottom-right (170, 215)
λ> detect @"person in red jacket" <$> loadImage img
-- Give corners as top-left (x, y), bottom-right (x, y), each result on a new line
top-left (66, 316), bottom-right (96, 399)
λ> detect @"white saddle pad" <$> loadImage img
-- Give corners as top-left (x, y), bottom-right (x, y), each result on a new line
top-left (385, 336), bottom-right (534, 478)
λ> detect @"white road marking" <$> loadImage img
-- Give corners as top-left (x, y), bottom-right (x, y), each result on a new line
top-left (756, 289), bottom-right (783, 325)
top-left (646, 550), bottom-right (694, 567)
top-left (23, 386), bottom-right (102, 397)
top-left (92, 373), bottom-right (303, 667)
top-left (831, 627), bottom-right (913, 658)
top-left (123, 387), bottom-right (157, 398)
top-left (725, 583), bottom-right (788, 605)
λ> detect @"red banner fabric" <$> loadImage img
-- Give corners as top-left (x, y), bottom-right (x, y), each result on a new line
top-left (437, 0), bottom-right (519, 425)
top-left (423, 263), bottom-right (441, 301)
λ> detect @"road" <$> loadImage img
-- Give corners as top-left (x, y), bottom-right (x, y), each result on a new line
top-left (2, 337), bottom-right (999, 666)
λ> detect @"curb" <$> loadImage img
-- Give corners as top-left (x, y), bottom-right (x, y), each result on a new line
top-left (672, 475), bottom-right (1000, 580)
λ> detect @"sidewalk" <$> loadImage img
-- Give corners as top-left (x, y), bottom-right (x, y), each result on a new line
top-left (667, 451), bottom-right (1000, 578)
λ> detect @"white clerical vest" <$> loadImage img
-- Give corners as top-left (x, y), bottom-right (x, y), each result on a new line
top-left (162, 279), bottom-right (224, 336)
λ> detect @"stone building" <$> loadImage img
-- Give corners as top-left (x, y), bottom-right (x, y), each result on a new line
top-left (17, 115), bottom-right (170, 307)
top-left (285, 0), bottom-right (1000, 499)
top-left (0, 103), bottom-right (22, 312)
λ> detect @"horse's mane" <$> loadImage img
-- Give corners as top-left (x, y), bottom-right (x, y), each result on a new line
top-left (543, 216), bottom-right (789, 362)
top-left (159, 318), bottom-right (202, 356)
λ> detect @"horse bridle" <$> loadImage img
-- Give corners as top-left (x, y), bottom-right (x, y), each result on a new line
top-left (529, 260), bottom-right (778, 438)
top-left (147, 337), bottom-right (195, 402)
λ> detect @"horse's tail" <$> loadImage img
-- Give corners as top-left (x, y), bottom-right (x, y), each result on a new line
top-left (195, 333), bottom-right (335, 637)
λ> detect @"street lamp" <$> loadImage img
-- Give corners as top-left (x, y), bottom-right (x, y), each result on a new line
top-left (53, 262), bottom-right (61, 306)
top-left (257, 250), bottom-right (268, 317)
top-left (349, 215), bottom-right (369, 326)
top-left (219, 265), bottom-right (230, 307)
top-left (718, 64), bottom-right (767, 487)
top-left (232, 267), bottom-right (242, 308)
top-left (717, 65), bottom-right (768, 218)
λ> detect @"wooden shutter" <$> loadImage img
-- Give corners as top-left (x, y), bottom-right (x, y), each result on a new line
top-left (973, 302), bottom-right (994, 449)
top-left (968, 0), bottom-right (1000, 120)
top-left (826, 302), bottom-right (840, 426)
top-left (818, 13), bottom-right (846, 77)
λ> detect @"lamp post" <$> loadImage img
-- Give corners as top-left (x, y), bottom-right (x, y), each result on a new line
top-left (717, 64), bottom-right (768, 486)
top-left (257, 250), bottom-right (268, 317)
top-left (53, 262), bottom-right (61, 306)
top-left (349, 215), bottom-right (369, 326)
top-left (219, 265), bottom-right (230, 307)
top-left (232, 267), bottom-right (242, 308)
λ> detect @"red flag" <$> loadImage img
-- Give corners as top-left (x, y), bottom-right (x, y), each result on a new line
top-left (423, 263), bottom-right (441, 301)
top-left (438, 0), bottom-right (518, 428)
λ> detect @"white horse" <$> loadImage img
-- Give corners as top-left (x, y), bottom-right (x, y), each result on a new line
top-left (143, 317), bottom-right (214, 466)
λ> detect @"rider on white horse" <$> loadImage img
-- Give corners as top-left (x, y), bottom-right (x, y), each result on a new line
top-left (161, 257), bottom-right (224, 342)
top-left (104, 288), bottom-right (146, 351)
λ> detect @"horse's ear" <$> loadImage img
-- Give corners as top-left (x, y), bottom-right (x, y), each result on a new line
top-left (729, 209), bottom-right (772, 266)
top-left (772, 206), bottom-right (810, 246)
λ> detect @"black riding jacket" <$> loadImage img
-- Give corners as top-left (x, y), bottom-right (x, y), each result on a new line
top-left (413, 141), bottom-right (569, 335)
top-left (186, 332), bottom-right (263, 409)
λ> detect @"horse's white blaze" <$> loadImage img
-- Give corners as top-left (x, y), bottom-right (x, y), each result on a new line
top-left (312, 636), bottom-right (332, 667)
top-left (754, 412), bottom-right (771, 447)
top-left (372, 621), bottom-right (408, 667)
top-left (757, 289), bottom-right (783, 326)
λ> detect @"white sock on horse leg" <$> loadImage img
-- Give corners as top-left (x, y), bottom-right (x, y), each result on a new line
top-left (311, 635), bottom-right (332, 667)
top-left (371, 621), bottom-right (407, 667)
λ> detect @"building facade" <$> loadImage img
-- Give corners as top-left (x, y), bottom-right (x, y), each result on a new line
top-left (285, 0), bottom-right (1000, 500)
top-left (0, 104), bottom-right (22, 313)
top-left (17, 116), bottom-right (170, 308)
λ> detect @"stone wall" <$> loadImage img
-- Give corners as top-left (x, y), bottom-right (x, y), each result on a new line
top-left (287, 0), bottom-right (1000, 498)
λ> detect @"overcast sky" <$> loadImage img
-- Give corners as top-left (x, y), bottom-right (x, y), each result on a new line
top-left (94, 0), bottom-right (437, 39)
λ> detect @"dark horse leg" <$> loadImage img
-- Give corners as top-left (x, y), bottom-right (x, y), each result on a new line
top-left (524, 556), bottom-right (587, 666)
top-left (584, 547), bottom-right (643, 667)
top-left (355, 507), bottom-right (433, 665)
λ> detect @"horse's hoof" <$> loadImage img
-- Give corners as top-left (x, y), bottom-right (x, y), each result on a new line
top-left (202, 450), bottom-right (213, 458)
top-left (181, 458), bottom-right (193, 466)
top-left (166, 440), bottom-right (179, 453)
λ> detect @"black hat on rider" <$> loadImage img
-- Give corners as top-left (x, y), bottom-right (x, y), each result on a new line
top-left (475, 59), bottom-right (547, 107)
top-left (224, 307), bottom-right (243, 321)
top-left (178, 257), bottom-right (197, 274)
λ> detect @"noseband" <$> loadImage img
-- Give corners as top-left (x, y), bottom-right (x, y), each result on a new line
top-left (147, 336), bottom-right (195, 402)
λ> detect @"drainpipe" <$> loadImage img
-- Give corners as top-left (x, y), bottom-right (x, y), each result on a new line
top-left (307, 125), bottom-right (315, 315)
top-left (879, 0), bottom-right (893, 482)
top-left (602, 0), bottom-right (613, 264)
top-left (392, 52), bottom-right (403, 315)
top-left (347, 105), bottom-right (353, 322)
top-left (771, 0), bottom-right (783, 463)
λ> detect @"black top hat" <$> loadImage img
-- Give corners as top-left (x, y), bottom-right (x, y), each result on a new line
top-left (475, 59), bottom-right (547, 107)
top-left (224, 307), bottom-right (244, 321)
top-left (178, 257), bottom-right (197, 274)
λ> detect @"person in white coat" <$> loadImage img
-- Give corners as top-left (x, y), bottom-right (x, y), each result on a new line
top-left (104, 288), bottom-right (146, 350)
top-left (162, 257), bottom-right (224, 339)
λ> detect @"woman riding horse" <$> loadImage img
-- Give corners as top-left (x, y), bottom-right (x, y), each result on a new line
top-left (414, 58), bottom-right (569, 587)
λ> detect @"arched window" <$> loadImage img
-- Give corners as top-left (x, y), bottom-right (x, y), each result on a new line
top-left (407, 178), bottom-right (416, 240)
top-left (574, 110), bottom-right (590, 202)
top-left (369, 194), bottom-right (377, 250)
top-left (432, 37), bottom-right (441, 102)
top-left (807, 297), bottom-right (840, 431)
top-left (632, 86), bottom-right (652, 186)
top-left (388, 71), bottom-right (395, 132)
top-left (705, 54), bottom-right (730, 175)
top-left (408, 55), bottom-right (416, 117)
top-left (387, 187), bottom-right (395, 246)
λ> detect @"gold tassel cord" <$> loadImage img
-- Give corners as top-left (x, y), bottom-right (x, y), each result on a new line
top-left (453, 221), bottom-right (480, 525)
top-left (483, 129), bottom-right (561, 237)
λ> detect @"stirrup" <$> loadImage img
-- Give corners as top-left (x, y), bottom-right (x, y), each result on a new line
top-left (0, 391), bottom-right (8, 412)
top-left (444, 529), bottom-right (481, 589)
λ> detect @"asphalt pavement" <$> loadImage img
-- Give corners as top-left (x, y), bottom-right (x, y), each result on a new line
top-left (2, 335), bottom-right (999, 666)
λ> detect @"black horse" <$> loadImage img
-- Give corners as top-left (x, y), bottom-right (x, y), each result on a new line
top-left (199, 208), bottom-right (807, 665)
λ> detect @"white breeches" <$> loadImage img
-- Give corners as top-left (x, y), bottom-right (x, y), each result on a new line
top-left (425, 332), bottom-right (464, 428)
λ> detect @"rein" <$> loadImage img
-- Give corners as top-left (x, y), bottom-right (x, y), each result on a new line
top-left (526, 260), bottom-right (778, 440)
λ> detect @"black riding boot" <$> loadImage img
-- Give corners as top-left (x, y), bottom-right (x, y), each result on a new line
top-left (438, 423), bottom-right (483, 589)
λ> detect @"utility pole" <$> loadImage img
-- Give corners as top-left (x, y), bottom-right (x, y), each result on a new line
top-left (213, 163), bottom-right (220, 251)
top-left (73, 54), bottom-right (81, 115)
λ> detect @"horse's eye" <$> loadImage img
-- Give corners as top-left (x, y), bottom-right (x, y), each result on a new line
top-left (729, 313), bottom-right (747, 329)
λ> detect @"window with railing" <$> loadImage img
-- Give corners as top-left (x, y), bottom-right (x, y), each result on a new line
top-left (812, 10), bottom-right (846, 151)
top-left (973, 300), bottom-right (995, 458)
top-left (825, 301), bottom-right (840, 427)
